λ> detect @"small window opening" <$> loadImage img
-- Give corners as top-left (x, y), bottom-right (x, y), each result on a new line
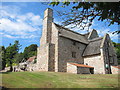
top-left (72, 52), bottom-right (76, 58)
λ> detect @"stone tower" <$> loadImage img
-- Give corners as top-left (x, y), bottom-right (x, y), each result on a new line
top-left (37, 8), bottom-right (55, 71)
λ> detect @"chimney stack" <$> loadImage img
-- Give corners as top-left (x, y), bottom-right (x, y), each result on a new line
top-left (40, 8), bottom-right (53, 45)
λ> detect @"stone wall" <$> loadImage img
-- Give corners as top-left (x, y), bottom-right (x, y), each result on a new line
top-left (100, 34), bottom-right (118, 74)
top-left (67, 63), bottom-right (91, 74)
top-left (51, 23), bottom-right (59, 72)
top-left (111, 66), bottom-right (120, 74)
top-left (48, 43), bottom-right (55, 71)
top-left (67, 63), bottom-right (77, 74)
top-left (37, 43), bottom-right (55, 71)
top-left (84, 54), bottom-right (105, 74)
top-left (40, 8), bottom-right (53, 45)
top-left (58, 35), bottom-right (86, 72)
top-left (37, 8), bottom-right (57, 72)
top-left (77, 67), bottom-right (91, 74)
top-left (27, 64), bottom-right (37, 71)
top-left (37, 44), bottom-right (49, 71)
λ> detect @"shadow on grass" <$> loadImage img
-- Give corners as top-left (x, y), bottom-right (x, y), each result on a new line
top-left (0, 88), bottom-right (119, 90)
top-left (0, 72), bottom-right (11, 74)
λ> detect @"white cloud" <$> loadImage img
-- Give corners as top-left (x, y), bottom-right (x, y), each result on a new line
top-left (96, 28), bottom-right (119, 42)
top-left (4, 34), bottom-right (16, 39)
top-left (0, 5), bottom-right (42, 39)
top-left (31, 15), bottom-right (42, 25)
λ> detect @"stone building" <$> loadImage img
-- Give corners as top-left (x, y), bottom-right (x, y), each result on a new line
top-left (37, 8), bottom-right (118, 74)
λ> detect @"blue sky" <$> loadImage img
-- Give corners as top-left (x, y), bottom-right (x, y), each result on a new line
top-left (0, 2), bottom-right (119, 52)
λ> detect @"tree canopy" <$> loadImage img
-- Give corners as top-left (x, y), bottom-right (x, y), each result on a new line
top-left (0, 40), bottom-right (38, 71)
top-left (0, 46), bottom-right (6, 70)
top-left (113, 42), bottom-right (120, 64)
top-left (50, 2), bottom-right (120, 34)
top-left (23, 44), bottom-right (38, 60)
top-left (4, 40), bottom-right (21, 71)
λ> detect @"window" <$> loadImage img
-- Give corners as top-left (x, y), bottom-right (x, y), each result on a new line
top-left (72, 52), bottom-right (76, 58)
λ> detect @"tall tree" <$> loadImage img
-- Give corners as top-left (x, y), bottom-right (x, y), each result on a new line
top-left (113, 42), bottom-right (120, 64)
top-left (50, 2), bottom-right (120, 34)
top-left (14, 52), bottom-right (24, 64)
top-left (0, 46), bottom-right (6, 70)
top-left (5, 40), bottom-right (21, 71)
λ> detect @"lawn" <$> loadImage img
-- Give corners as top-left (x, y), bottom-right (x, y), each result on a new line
top-left (0, 71), bottom-right (119, 88)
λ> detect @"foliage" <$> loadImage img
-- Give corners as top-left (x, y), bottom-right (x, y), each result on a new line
top-left (50, 2), bottom-right (120, 34)
top-left (113, 42), bottom-right (120, 64)
top-left (23, 44), bottom-right (37, 60)
top-left (5, 40), bottom-right (21, 71)
top-left (13, 52), bottom-right (24, 64)
top-left (0, 46), bottom-right (6, 70)
top-left (0, 41), bottom-right (21, 71)
top-left (33, 58), bottom-right (37, 64)
top-left (0, 40), bottom-right (38, 71)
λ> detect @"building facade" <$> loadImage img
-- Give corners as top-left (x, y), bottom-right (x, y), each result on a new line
top-left (37, 8), bottom-right (118, 74)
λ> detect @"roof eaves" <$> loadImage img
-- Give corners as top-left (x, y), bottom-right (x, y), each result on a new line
top-left (68, 63), bottom-right (94, 68)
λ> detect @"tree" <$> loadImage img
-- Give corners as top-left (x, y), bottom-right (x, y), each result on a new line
top-left (0, 46), bottom-right (6, 70)
top-left (23, 44), bottom-right (37, 60)
top-left (5, 40), bottom-right (21, 71)
top-left (14, 52), bottom-right (24, 64)
top-left (113, 42), bottom-right (120, 65)
top-left (50, 2), bottom-right (120, 34)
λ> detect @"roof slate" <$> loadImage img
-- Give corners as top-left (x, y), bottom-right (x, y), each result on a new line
top-left (83, 37), bottom-right (103, 56)
top-left (54, 23), bottom-right (89, 44)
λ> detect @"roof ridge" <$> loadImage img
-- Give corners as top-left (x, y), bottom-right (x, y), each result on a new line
top-left (88, 37), bottom-right (103, 42)
top-left (54, 23), bottom-right (85, 36)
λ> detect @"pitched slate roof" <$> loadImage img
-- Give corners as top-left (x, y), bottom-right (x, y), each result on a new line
top-left (54, 23), bottom-right (89, 44)
top-left (83, 32), bottom-right (90, 38)
top-left (83, 37), bottom-right (103, 57)
top-left (69, 63), bottom-right (94, 68)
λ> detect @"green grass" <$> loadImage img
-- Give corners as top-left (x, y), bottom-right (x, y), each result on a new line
top-left (0, 71), bottom-right (119, 88)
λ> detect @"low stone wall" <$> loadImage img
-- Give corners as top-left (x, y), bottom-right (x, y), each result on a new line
top-left (27, 64), bottom-right (37, 71)
top-left (67, 63), bottom-right (91, 74)
top-left (111, 66), bottom-right (120, 74)
top-left (77, 67), bottom-right (91, 74)
top-left (67, 63), bottom-right (77, 74)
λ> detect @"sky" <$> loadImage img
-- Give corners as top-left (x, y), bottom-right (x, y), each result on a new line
top-left (0, 2), bottom-right (119, 52)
